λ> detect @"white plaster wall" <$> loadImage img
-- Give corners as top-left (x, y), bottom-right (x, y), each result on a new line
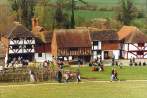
top-left (101, 51), bottom-right (104, 60)
top-left (112, 50), bottom-right (120, 59)
top-left (35, 53), bottom-right (52, 62)
top-left (124, 44), bottom-right (139, 51)
top-left (144, 53), bottom-right (147, 58)
top-left (99, 42), bottom-right (101, 50)
top-left (10, 40), bottom-right (24, 45)
top-left (24, 40), bottom-right (35, 44)
top-left (23, 49), bottom-right (35, 53)
top-left (144, 43), bottom-right (147, 50)
top-left (92, 41), bottom-right (101, 50)
top-left (92, 51), bottom-right (102, 60)
top-left (123, 44), bottom-right (128, 50)
top-left (129, 44), bottom-right (138, 51)
top-left (127, 52), bottom-right (137, 59)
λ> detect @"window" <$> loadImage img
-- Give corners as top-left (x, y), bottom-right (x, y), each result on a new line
top-left (12, 45), bottom-right (19, 49)
top-left (13, 38), bottom-right (19, 40)
top-left (69, 48), bottom-right (78, 51)
top-left (26, 45), bottom-right (32, 49)
top-left (138, 43), bottom-right (144, 47)
top-left (137, 51), bottom-right (143, 55)
top-left (93, 41), bottom-right (99, 45)
top-left (26, 37), bottom-right (32, 40)
top-left (38, 53), bottom-right (42, 57)
top-left (97, 50), bottom-right (102, 55)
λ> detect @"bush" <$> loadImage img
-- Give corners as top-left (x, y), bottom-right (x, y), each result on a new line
top-left (137, 11), bottom-right (145, 18)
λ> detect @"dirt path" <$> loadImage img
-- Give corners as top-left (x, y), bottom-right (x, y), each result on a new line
top-left (0, 80), bottom-right (147, 88)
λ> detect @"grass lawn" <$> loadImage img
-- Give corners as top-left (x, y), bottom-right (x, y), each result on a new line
top-left (0, 81), bottom-right (147, 98)
top-left (65, 66), bottom-right (147, 81)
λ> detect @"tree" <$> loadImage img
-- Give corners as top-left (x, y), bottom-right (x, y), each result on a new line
top-left (53, 0), bottom-right (87, 29)
top-left (34, 0), bottom-right (53, 29)
top-left (9, 0), bottom-right (37, 29)
top-left (116, 0), bottom-right (138, 25)
top-left (0, 4), bottom-right (15, 37)
top-left (53, 0), bottom-right (71, 29)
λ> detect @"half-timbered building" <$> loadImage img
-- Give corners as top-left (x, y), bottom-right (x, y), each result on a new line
top-left (90, 29), bottom-right (120, 60)
top-left (51, 29), bottom-right (91, 62)
top-left (2, 22), bottom-right (35, 62)
top-left (117, 26), bottom-right (147, 59)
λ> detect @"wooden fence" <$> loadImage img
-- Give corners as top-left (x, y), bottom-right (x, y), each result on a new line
top-left (0, 67), bottom-right (58, 82)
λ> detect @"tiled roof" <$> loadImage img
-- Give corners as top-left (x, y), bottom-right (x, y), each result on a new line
top-left (117, 26), bottom-right (147, 43)
top-left (4, 22), bottom-right (34, 38)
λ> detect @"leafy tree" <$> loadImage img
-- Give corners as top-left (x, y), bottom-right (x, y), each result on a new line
top-left (9, 0), bottom-right (37, 29)
top-left (53, 0), bottom-right (71, 29)
top-left (34, 0), bottom-right (53, 29)
top-left (116, 0), bottom-right (138, 25)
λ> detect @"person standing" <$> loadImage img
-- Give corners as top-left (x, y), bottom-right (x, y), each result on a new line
top-left (57, 70), bottom-right (62, 83)
top-left (111, 68), bottom-right (115, 81)
top-left (76, 69), bottom-right (81, 83)
top-left (29, 70), bottom-right (36, 83)
top-left (112, 56), bottom-right (115, 66)
top-left (114, 69), bottom-right (119, 80)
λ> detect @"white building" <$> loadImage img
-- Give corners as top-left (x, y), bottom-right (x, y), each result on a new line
top-left (117, 26), bottom-right (147, 59)
top-left (2, 22), bottom-right (36, 63)
top-left (90, 30), bottom-right (120, 60)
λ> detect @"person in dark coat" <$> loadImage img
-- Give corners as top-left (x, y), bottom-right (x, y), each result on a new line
top-left (57, 70), bottom-right (62, 83)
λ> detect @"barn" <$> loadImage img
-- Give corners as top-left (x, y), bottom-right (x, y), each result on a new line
top-left (51, 29), bottom-right (91, 62)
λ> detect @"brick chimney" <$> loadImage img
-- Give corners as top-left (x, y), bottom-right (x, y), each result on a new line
top-left (32, 17), bottom-right (39, 30)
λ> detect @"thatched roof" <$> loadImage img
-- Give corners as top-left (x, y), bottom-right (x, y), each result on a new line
top-left (54, 29), bottom-right (91, 48)
top-left (32, 26), bottom-right (52, 43)
top-left (117, 26), bottom-right (147, 43)
top-left (90, 29), bottom-right (118, 41)
top-left (4, 22), bottom-right (33, 39)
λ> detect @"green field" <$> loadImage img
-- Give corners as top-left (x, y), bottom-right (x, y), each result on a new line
top-left (0, 66), bottom-right (147, 98)
top-left (1, 0), bottom-right (147, 26)
top-left (0, 81), bottom-right (147, 98)
top-left (85, 0), bottom-right (146, 7)
top-left (66, 66), bottom-right (147, 81)
top-left (74, 0), bottom-right (147, 25)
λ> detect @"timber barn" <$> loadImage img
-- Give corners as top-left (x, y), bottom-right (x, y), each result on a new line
top-left (51, 29), bottom-right (91, 62)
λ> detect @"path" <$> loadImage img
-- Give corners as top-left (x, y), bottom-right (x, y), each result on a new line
top-left (0, 80), bottom-right (147, 88)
